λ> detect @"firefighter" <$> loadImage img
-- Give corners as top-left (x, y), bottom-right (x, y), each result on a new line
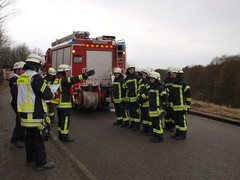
top-left (137, 68), bottom-right (150, 133)
top-left (54, 64), bottom-right (95, 142)
top-left (44, 67), bottom-right (56, 123)
top-left (9, 61), bottom-right (26, 147)
top-left (112, 67), bottom-right (128, 125)
top-left (123, 64), bottom-right (142, 130)
top-left (135, 68), bottom-right (142, 76)
top-left (170, 68), bottom-right (191, 140)
top-left (141, 71), bottom-right (168, 142)
top-left (163, 67), bottom-right (175, 132)
top-left (17, 54), bottom-right (56, 170)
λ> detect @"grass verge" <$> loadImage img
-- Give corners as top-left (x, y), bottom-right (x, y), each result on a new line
top-left (191, 99), bottom-right (240, 121)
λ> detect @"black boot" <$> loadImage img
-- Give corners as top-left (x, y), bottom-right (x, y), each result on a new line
top-left (169, 122), bottom-right (175, 132)
top-left (150, 134), bottom-right (163, 143)
top-left (175, 131), bottom-right (186, 140)
top-left (131, 122), bottom-right (140, 131)
top-left (139, 124), bottom-right (148, 133)
top-left (164, 122), bottom-right (171, 130)
top-left (60, 134), bottom-right (74, 142)
top-left (36, 162), bottom-right (55, 170)
top-left (146, 125), bottom-right (154, 136)
top-left (15, 140), bottom-right (25, 148)
top-left (120, 121), bottom-right (129, 128)
top-left (113, 120), bottom-right (123, 125)
top-left (127, 122), bottom-right (134, 129)
top-left (171, 129), bottom-right (180, 139)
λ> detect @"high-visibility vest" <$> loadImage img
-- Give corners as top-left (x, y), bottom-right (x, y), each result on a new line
top-left (17, 70), bottom-right (48, 127)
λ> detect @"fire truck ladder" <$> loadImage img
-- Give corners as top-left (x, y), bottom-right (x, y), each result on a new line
top-left (116, 40), bottom-right (126, 70)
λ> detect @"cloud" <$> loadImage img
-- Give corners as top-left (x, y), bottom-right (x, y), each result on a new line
top-left (5, 0), bottom-right (240, 68)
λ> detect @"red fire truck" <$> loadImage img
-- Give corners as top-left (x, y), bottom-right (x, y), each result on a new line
top-left (45, 31), bottom-right (126, 109)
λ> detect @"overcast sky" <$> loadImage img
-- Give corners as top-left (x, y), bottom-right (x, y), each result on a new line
top-left (6, 0), bottom-right (240, 69)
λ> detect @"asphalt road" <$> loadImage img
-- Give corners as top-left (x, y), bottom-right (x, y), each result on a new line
top-left (54, 106), bottom-right (240, 180)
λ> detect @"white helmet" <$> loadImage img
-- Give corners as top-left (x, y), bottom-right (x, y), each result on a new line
top-left (18, 61), bottom-right (25, 69)
top-left (26, 54), bottom-right (42, 64)
top-left (167, 66), bottom-right (173, 72)
top-left (127, 63), bottom-right (135, 69)
top-left (172, 67), bottom-right (183, 73)
top-left (48, 67), bottom-right (56, 75)
top-left (147, 67), bottom-right (154, 72)
top-left (142, 68), bottom-right (150, 75)
top-left (13, 62), bottom-right (20, 70)
top-left (113, 67), bottom-right (122, 74)
top-left (149, 71), bottom-right (161, 80)
top-left (13, 61), bottom-right (25, 69)
top-left (57, 64), bottom-right (70, 72)
top-left (135, 67), bottom-right (141, 72)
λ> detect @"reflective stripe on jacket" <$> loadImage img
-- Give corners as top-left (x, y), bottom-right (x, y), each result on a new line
top-left (138, 78), bottom-right (150, 107)
top-left (113, 75), bottom-right (125, 103)
top-left (147, 83), bottom-right (168, 117)
top-left (55, 74), bottom-right (86, 109)
top-left (170, 76), bottom-right (191, 111)
top-left (124, 74), bottom-right (142, 102)
top-left (17, 70), bottom-right (55, 127)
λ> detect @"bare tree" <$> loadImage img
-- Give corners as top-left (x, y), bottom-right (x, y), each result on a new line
top-left (0, 0), bottom-right (19, 24)
top-left (31, 47), bottom-right (43, 55)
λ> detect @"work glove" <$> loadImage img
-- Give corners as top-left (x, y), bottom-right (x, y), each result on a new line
top-left (39, 125), bottom-right (51, 141)
top-left (38, 116), bottom-right (52, 141)
top-left (86, 69), bottom-right (95, 76)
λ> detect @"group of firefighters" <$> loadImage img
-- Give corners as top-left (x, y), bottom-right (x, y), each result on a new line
top-left (112, 64), bottom-right (191, 142)
top-left (9, 54), bottom-right (95, 170)
top-left (8, 53), bottom-right (191, 170)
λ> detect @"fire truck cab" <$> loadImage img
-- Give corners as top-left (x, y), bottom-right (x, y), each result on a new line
top-left (45, 31), bottom-right (126, 109)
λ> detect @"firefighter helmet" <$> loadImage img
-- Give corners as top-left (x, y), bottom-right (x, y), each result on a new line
top-left (48, 67), bottom-right (56, 75)
top-left (167, 66), bottom-right (173, 72)
top-left (114, 67), bottom-right (122, 74)
top-left (149, 71), bottom-right (161, 80)
top-left (142, 68), bottom-right (150, 75)
top-left (127, 63), bottom-right (135, 69)
top-left (13, 62), bottom-right (20, 70)
top-left (172, 67), bottom-right (183, 73)
top-left (57, 64), bottom-right (70, 72)
top-left (13, 61), bottom-right (25, 69)
top-left (135, 67), bottom-right (141, 72)
top-left (26, 54), bottom-right (42, 64)
top-left (18, 61), bottom-right (25, 69)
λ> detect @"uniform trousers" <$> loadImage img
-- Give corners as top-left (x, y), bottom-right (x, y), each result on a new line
top-left (114, 102), bottom-right (128, 121)
top-left (172, 110), bottom-right (187, 133)
top-left (57, 108), bottom-right (71, 137)
top-left (150, 116), bottom-right (163, 135)
top-left (126, 101), bottom-right (140, 123)
top-left (10, 103), bottom-right (25, 143)
top-left (25, 127), bottom-right (47, 166)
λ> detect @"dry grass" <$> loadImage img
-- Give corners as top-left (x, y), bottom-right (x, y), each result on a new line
top-left (191, 99), bottom-right (240, 120)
